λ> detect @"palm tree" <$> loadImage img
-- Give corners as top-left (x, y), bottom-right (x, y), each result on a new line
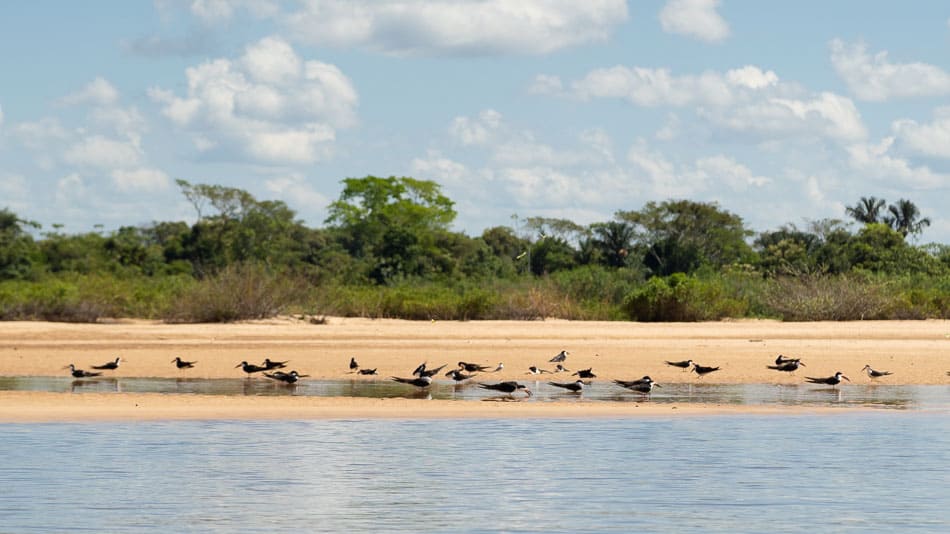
top-left (884, 199), bottom-right (931, 238)
top-left (845, 196), bottom-right (886, 224)
top-left (590, 221), bottom-right (635, 267)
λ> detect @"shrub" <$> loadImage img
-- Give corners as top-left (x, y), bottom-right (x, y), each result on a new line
top-left (761, 273), bottom-right (889, 321)
top-left (623, 273), bottom-right (748, 321)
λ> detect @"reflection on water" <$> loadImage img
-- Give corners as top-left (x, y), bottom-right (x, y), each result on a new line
top-left (1, 415), bottom-right (948, 532)
top-left (0, 376), bottom-right (947, 409)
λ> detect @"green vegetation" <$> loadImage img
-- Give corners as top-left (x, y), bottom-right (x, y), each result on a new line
top-left (1, 178), bottom-right (948, 323)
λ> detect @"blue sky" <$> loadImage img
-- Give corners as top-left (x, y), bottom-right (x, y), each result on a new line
top-left (2, 0), bottom-right (949, 243)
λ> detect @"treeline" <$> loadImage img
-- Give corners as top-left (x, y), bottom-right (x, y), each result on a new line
top-left (1, 176), bottom-right (948, 322)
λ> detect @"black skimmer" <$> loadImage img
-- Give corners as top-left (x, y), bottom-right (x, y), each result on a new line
top-left (572, 368), bottom-right (596, 379)
top-left (665, 359), bottom-right (694, 371)
top-left (861, 365), bottom-right (893, 380)
top-left (349, 357), bottom-right (359, 371)
top-left (614, 376), bottom-right (660, 394)
top-left (91, 357), bottom-right (121, 370)
top-left (526, 366), bottom-right (550, 375)
top-left (491, 362), bottom-right (504, 372)
top-left (554, 364), bottom-right (570, 373)
top-left (549, 350), bottom-right (569, 363)
top-left (172, 357), bottom-right (196, 369)
top-left (548, 380), bottom-right (584, 393)
top-left (691, 364), bottom-right (720, 377)
top-left (767, 360), bottom-right (805, 373)
top-left (478, 381), bottom-right (532, 397)
top-left (66, 364), bottom-right (102, 378)
top-left (412, 362), bottom-right (428, 376)
top-left (262, 358), bottom-right (288, 370)
top-left (446, 369), bottom-right (475, 382)
top-left (358, 368), bottom-right (378, 375)
top-left (264, 370), bottom-right (309, 384)
top-left (458, 361), bottom-right (491, 373)
top-left (236, 361), bottom-right (267, 375)
top-left (775, 354), bottom-right (801, 366)
top-left (418, 363), bottom-right (448, 378)
top-left (391, 375), bottom-right (433, 388)
top-left (805, 372), bottom-right (850, 387)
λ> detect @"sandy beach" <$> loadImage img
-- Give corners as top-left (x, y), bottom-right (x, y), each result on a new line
top-left (1, 317), bottom-right (948, 421)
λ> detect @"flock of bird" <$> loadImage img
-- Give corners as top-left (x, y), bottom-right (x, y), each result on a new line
top-left (62, 350), bottom-right (920, 395)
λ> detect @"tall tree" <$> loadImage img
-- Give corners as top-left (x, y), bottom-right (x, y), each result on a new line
top-left (845, 196), bottom-right (886, 224)
top-left (884, 198), bottom-right (931, 238)
top-left (590, 221), bottom-right (635, 268)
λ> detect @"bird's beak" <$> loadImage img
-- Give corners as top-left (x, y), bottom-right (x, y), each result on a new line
top-left (800, 362), bottom-right (806, 367)
top-left (170, 359), bottom-right (176, 363)
top-left (234, 363), bottom-right (242, 368)
top-left (525, 389), bottom-right (533, 397)
top-left (842, 376), bottom-right (850, 382)
top-left (655, 383), bottom-right (663, 388)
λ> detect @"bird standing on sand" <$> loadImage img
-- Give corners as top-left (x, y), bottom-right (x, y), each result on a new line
top-left (479, 381), bottom-right (532, 397)
top-left (767, 360), bottom-right (805, 373)
top-left (549, 350), bottom-right (569, 363)
top-left (527, 366), bottom-right (550, 375)
top-left (691, 364), bottom-right (720, 378)
top-left (665, 359), bottom-right (693, 371)
top-left (264, 370), bottom-right (309, 384)
top-left (805, 372), bottom-right (850, 387)
top-left (391, 375), bottom-right (433, 388)
top-left (172, 357), bottom-right (196, 369)
top-left (614, 376), bottom-right (660, 394)
top-left (349, 357), bottom-right (359, 371)
top-left (66, 364), bottom-right (101, 379)
top-left (91, 357), bottom-right (121, 370)
top-left (358, 368), bottom-right (378, 375)
top-left (262, 358), bottom-right (288, 370)
top-left (236, 361), bottom-right (267, 375)
top-left (572, 368), bottom-right (596, 379)
top-left (491, 362), bottom-right (504, 372)
top-left (861, 365), bottom-right (893, 380)
top-left (548, 380), bottom-right (585, 393)
top-left (554, 364), bottom-right (570, 373)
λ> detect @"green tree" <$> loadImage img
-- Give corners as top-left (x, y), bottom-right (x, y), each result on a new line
top-left (0, 208), bottom-right (40, 280)
top-left (884, 198), bottom-right (931, 238)
top-left (845, 196), bottom-right (886, 224)
top-left (589, 221), bottom-right (636, 268)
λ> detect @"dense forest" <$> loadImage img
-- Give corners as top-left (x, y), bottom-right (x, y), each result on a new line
top-left (1, 176), bottom-right (948, 323)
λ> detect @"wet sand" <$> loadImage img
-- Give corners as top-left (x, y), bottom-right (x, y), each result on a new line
top-left (1, 317), bottom-right (948, 421)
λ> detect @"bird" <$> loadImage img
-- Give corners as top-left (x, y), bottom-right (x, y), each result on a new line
top-left (775, 354), bottom-right (802, 366)
top-left (767, 360), bottom-right (805, 373)
top-left (358, 368), bottom-right (378, 375)
top-left (171, 357), bottom-right (196, 369)
top-left (236, 361), bottom-right (267, 375)
top-left (349, 357), bottom-right (359, 371)
top-left (691, 364), bottom-right (720, 377)
top-left (548, 380), bottom-right (585, 393)
top-left (491, 362), bottom-right (504, 372)
top-left (479, 381), bottom-right (532, 397)
top-left (805, 372), bottom-right (850, 387)
top-left (458, 361), bottom-right (492, 373)
top-left (665, 359), bottom-right (694, 371)
top-left (572, 368), bottom-right (596, 379)
top-left (91, 357), bottom-right (121, 370)
top-left (264, 370), bottom-right (309, 384)
top-left (549, 350), bottom-right (569, 363)
top-left (66, 364), bottom-right (101, 379)
top-left (554, 364), bottom-right (570, 373)
top-left (446, 369), bottom-right (475, 382)
top-left (391, 375), bottom-right (432, 388)
top-left (614, 376), bottom-right (660, 394)
top-left (262, 358), bottom-right (288, 370)
top-left (526, 366), bottom-right (550, 375)
top-left (412, 362), bottom-right (428, 376)
top-left (861, 365), bottom-right (893, 380)
top-left (418, 363), bottom-right (448, 378)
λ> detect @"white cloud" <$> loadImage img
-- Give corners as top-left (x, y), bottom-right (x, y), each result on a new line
top-left (892, 106), bottom-right (950, 158)
top-left (110, 167), bottom-right (171, 192)
top-left (572, 65), bottom-right (734, 107)
top-left (449, 109), bottom-right (502, 146)
top-left (264, 173), bottom-right (329, 208)
top-left (59, 77), bottom-right (119, 107)
top-left (282, 0), bottom-right (629, 56)
top-left (694, 155), bottom-right (771, 190)
top-left (702, 92), bottom-right (867, 142)
top-left (628, 140), bottom-right (771, 197)
top-left (528, 74), bottom-right (564, 95)
top-left (0, 173), bottom-right (29, 206)
top-left (0, 104), bottom-right (4, 128)
top-left (12, 118), bottom-right (69, 149)
top-left (411, 150), bottom-right (469, 184)
top-left (830, 39), bottom-right (950, 101)
top-left (726, 66), bottom-right (779, 89)
top-left (63, 135), bottom-right (142, 169)
top-left (190, 0), bottom-right (234, 23)
top-left (659, 0), bottom-right (730, 43)
top-left (150, 36), bottom-right (358, 164)
top-left (55, 173), bottom-right (87, 206)
top-left (847, 137), bottom-right (948, 189)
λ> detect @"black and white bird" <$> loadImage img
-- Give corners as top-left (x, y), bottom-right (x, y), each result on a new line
top-left (861, 365), bottom-right (893, 380)
top-left (665, 359), bottom-right (693, 371)
top-left (491, 362), bottom-right (504, 372)
top-left (554, 364), bottom-right (570, 373)
top-left (691, 364), bottom-right (720, 377)
top-left (349, 357), bottom-right (359, 371)
top-left (572, 368), bottom-right (596, 379)
top-left (526, 366), bottom-right (550, 375)
top-left (479, 381), bottom-right (532, 397)
top-left (391, 375), bottom-right (433, 388)
top-left (412, 362), bottom-right (428, 376)
top-left (236, 361), bottom-right (267, 375)
top-left (767, 360), bottom-right (805, 373)
top-left (66, 364), bottom-right (101, 379)
top-left (91, 357), bottom-right (121, 370)
top-left (264, 370), bottom-right (309, 384)
top-left (548, 380), bottom-right (585, 393)
top-left (458, 361), bottom-right (492, 373)
top-left (614, 376), bottom-right (660, 394)
top-left (262, 358), bottom-right (288, 370)
top-left (775, 354), bottom-right (801, 366)
top-left (549, 350), bottom-right (569, 363)
top-left (805, 372), bottom-right (850, 387)
top-left (446, 369), bottom-right (475, 383)
top-left (358, 368), bottom-right (378, 375)
top-left (418, 363), bottom-right (448, 378)
top-left (171, 357), bottom-right (196, 369)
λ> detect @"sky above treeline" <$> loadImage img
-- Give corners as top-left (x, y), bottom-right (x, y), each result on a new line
top-left (2, 1), bottom-right (949, 242)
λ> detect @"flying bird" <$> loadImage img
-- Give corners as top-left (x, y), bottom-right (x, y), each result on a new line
top-left (548, 380), bottom-right (585, 393)
top-left (91, 357), bottom-right (121, 370)
top-left (665, 359), bottom-right (694, 371)
top-left (805, 372), bottom-right (850, 387)
top-left (171, 357), bottom-right (196, 369)
top-left (391, 375), bottom-right (433, 388)
top-left (549, 350), bottom-right (569, 363)
top-left (65, 364), bottom-right (101, 379)
top-left (861, 365), bottom-right (893, 380)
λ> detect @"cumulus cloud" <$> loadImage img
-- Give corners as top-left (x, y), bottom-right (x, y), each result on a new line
top-left (572, 65), bottom-right (734, 107)
top-left (58, 77), bottom-right (119, 107)
top-left (63, 135), bottom-right (142, 170)
top-left (830, 39), bottom-right (950, 101)
top-left (411, 150), bottom-right (469, 184)
top-left (264, 173), bottom-right (329, 208)
top-left (111, 167), bottom-right (171, 192)
top-left (892, 106), bottom-right (950, 158)
top-left (847, 137), bottom-right (948, 189)
top-left (628, 140), bottom-right (771, 197)
top-left (702, 92), bottom-right (867, 142)
top-left (659, 0), bottom-right (730, 43)
top-left (281, 0), bottom-right (628, 56)
top-left (149, 36), bottom-right (358, 164)
top-left (449, 109), bottom-right (502, 146)
top-left (528, 74), bottom-right (564, 96)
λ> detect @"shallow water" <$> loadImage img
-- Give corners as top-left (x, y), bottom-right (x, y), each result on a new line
top-left (1, 415), bottom-right (948, 532)
top-left (1, 376), bottom-right (948, 410)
